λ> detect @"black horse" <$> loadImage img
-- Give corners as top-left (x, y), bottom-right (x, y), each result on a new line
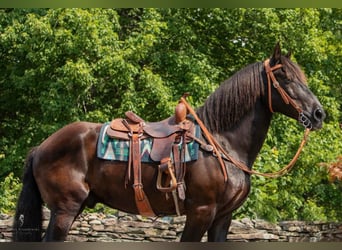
top-left (13, 44), bottom-right (325, 241)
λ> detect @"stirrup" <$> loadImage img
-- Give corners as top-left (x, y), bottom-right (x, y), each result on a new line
top-left (156, 158), bottom-right (177, 192)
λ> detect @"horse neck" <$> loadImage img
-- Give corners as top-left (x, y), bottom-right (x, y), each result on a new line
top-left (196, 61), bottom-right (273, 169)
top-left (213, 99), bottom-right (272, 169)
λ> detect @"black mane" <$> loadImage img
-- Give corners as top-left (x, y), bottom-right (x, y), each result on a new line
top-left (197, 62), bottom-right (265, 133)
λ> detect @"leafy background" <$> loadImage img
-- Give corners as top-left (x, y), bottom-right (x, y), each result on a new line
top-left (0, 8), bottom-right (341, 221)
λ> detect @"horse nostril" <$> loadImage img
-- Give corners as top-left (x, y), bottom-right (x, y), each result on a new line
top-left (313, 108), bottom-right (325, 121)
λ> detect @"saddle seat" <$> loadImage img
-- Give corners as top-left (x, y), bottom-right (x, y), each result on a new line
top-left (108, 116), bottom-right (179, 138)
top-left (108, 111), bottom-right (192, 139)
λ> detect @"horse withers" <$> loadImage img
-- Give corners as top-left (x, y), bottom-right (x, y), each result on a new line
top-left (13, 44), bottom-right (325, 242)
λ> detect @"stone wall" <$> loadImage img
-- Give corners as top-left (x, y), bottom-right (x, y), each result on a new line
top-left (1, 211), bottom-right (342, 242)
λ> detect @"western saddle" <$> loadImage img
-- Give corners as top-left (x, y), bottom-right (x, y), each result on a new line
top-left (106, 97), bottom-right (198, 216)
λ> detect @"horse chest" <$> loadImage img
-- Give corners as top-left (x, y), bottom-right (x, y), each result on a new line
top-left (219, 164), bottom-right (251, 211)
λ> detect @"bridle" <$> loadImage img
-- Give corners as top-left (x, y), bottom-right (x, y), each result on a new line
top-left (264, 59), bottom-right (312, 130)
top-left (180, 58), bottom-right (312, 181)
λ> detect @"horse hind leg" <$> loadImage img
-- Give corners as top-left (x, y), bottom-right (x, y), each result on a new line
top-left (43, 182), bottom-right (89, 241)
top-left (43, 210), bottom-right (77, 241)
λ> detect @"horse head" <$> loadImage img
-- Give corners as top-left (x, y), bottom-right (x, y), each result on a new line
top-left (265, 43), bottom-right (325, 131)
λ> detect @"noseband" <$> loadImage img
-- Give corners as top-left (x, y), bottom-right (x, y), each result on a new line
top-left (264, 59), bottom-right (312, 130)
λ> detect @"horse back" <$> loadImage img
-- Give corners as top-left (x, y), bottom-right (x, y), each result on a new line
top-left (39, 121), bottom-right (100, 149)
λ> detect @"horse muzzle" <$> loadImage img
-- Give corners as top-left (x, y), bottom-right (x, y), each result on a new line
top-left (299, 107), bottom-right (326, 131)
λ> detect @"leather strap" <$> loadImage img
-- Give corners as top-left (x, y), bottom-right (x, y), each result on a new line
top-left (217, 128), bottom-right (310, 178)
top-left (173, 144), bottom-right (186, 200)
top-left (131, 133), bottom-right (155, 217)
top-left (180, 97), bottom-right (228, 182)
top-left (125, 135), bottom-right (132, 188)
top-left (264, 59), bottom-right (302, 114)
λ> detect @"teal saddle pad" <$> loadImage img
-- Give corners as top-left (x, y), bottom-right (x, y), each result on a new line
top-left (97, 122), bottom-right (200, 163)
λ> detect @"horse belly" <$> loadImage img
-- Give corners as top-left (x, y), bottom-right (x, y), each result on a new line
top-left (87, 161), bottom-right (179, 216)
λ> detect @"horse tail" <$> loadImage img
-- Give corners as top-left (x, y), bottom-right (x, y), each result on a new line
top-left (13, 147), bottom-right (43, 242)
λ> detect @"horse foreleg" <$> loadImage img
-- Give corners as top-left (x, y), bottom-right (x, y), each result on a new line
top-left (207, 213), bottom-right (232, 242)
top-left (180, 204), bottom-right (216, 242)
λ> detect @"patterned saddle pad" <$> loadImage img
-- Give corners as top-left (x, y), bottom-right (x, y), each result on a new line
top-left (97, 123), bottom-right (200, 163)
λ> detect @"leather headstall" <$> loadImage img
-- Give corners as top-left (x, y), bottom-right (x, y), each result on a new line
top-left (264, 59), bottom-right (303, 115)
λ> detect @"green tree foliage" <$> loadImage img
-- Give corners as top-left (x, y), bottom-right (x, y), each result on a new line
top-left (0, 8), bottom-right (341, 221)
top-left (0, 173), bottom-right (21, 214)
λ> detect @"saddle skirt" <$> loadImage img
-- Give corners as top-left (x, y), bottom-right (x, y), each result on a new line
top-left (97, 122), bottom-right (200, 163)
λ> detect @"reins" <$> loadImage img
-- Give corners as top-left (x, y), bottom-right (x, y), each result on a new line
top-left (180, 59), bottom-right (311, 181)
top-left (219, 128), bottom-right (310, 178)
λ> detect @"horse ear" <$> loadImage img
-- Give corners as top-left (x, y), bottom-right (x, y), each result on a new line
top-left (272, 42), bottom-right (282, 64)
top-left (285, 50), bottom-right (292, 58)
